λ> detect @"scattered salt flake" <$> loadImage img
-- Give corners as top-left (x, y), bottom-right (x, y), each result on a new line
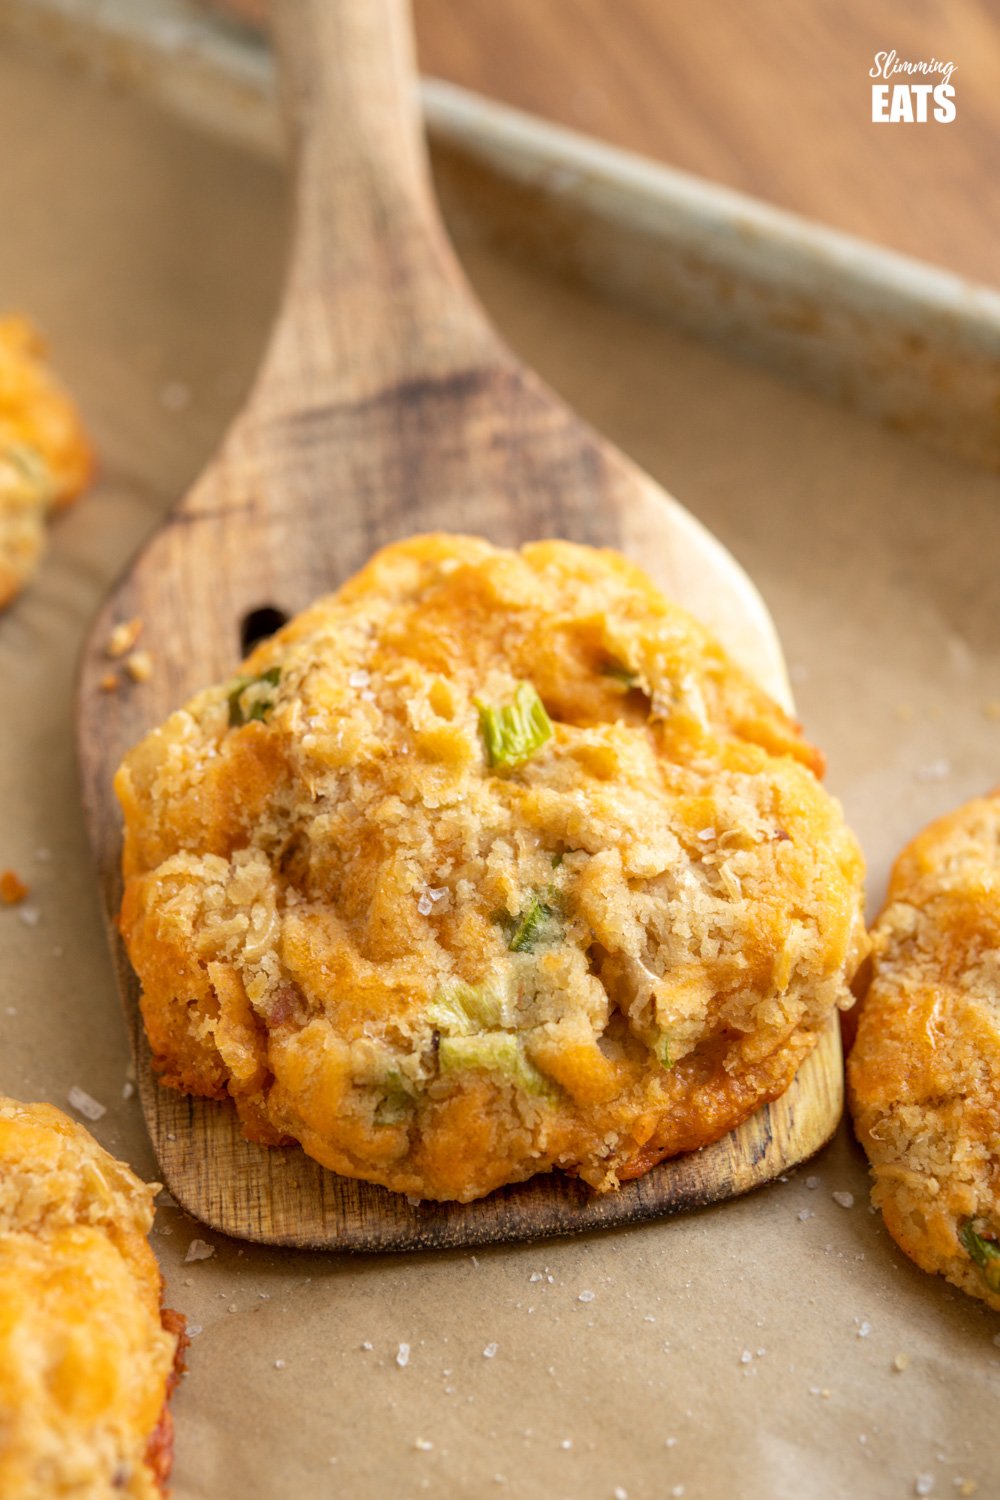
top-left (68, 1086), bottom-right (106, 1121)
top-left (227, 1304), bottom-right (238, 1314)
top-left (857, 1321), bottom-right (872, 1338)
top-left (483, 1343), bottom-right (498, 1359)
top-left (915, 1477), bottom-right (935, 1497)
top-left (740, 1349), bottom-right (752, 1364)
top-left (18, 904), bottom-right (41, 927)
top-left (274, 1359), bottom-right (287, 1370)
top-left (644, 1314), bottom-right (656, 1323)
top-left (348, 670), bottom-right (371, 688)
top-left (184, 1238), bottom-right (215, 1264)
top-left (832, 1191), bottom-right (855, 1209)
top-left (360, 689), bottom-right (376, 703)
top-left (614, 1488), bottom-right (628, 1500)
top-left (361, 1340), bottom-right (373, 1351)
top-left (414, 1438), bottom-right (433, 1452)
top-left (560, 1439), bottom-right (572, 1451)
top-left (893, 1353), bottom-right (910, 1372)
top-left (396, 1343), bottom-right (410, 1368)
top-left (671, 1488), bottom-right (685, 1498)
top-left (665, 1437), bottom-right (677, 1448)
top-left (187, 1325), bottom-right (203, 1337)
top-left (529, 1272), bottom-right (543, 1283)
top-left (696, 829), bottom-right (714, 842)
top-left (578, 1290), bottom-right (595, 1303)
top-left (0, 869), bottom-right (28, 905)
top-left (806, 1175), bottom-right (820, 1189)
top-left (916, 760), bottom-right (951, 783)
top-left (797, 1209), bottom-right (814, 1221)
top-left (122, 1080), bottom-right (135, 1101)
top-left (417, 893), bottom-right (434, 916)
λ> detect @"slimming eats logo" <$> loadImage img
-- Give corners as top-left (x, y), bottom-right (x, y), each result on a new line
top-left (870, 50), bottom-right (957, 123)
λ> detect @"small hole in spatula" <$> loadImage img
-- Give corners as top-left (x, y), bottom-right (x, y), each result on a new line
top-left (240, 606), bottom-right (289, 655)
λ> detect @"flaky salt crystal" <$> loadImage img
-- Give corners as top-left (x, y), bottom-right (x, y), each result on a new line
top-left (184, 1238), bottom-right (215, 1263)
top-left (68, 1086), bottom-right (105, 1121)
top-left (396, 1343), bottom-right (410, 1368)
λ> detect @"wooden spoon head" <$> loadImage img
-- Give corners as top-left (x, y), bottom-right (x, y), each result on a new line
top-left (77, 354), bottom-right (840, 1251)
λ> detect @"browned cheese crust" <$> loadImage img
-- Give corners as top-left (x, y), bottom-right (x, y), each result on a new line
top-left (849, 792), bottom-right (1000, 1311)
top-left (0, 1098), bottom-right (183, 1498)
top-left (117, 534), bottom-right (867, 1202)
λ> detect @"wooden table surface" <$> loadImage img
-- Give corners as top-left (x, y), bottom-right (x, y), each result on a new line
top-left (216, 1), bottom-right (998, 288)
top-left (411, 0), bottom-right (999, 291)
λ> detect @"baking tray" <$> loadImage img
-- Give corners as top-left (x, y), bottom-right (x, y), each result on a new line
top-left (2, 6), bottom-right (999, 1499)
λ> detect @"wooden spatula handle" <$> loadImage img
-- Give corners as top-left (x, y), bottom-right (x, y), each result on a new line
top-left (258, 0), bottom-right (496, 412)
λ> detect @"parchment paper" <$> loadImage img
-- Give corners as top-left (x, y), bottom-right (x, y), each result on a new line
top-left (1, 40), bottom-right (999, 1500)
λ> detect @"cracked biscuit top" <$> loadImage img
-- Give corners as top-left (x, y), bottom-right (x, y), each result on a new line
top-left (849, 792), bottom-right (1000, 1311)
top-left (117, 533), bottom-right (866, 1202)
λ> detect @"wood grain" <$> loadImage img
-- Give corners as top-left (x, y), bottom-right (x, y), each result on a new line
top-left (77, 0), bottom-right (839, 1250)
top-left (211, 0), bottom-right (1000, 290)
top-left (410, 0), bottom-right (1000, 291)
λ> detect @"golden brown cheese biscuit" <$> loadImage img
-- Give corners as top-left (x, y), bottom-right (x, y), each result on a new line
top-left (0, 316), bottom-right (94, 608)
top-left (117, 534), bottom-right (867, 1202)
top-left (849, 793), bottom-right (1000, 1311)
top-left (0, 1098), bottom-right (184, 1497)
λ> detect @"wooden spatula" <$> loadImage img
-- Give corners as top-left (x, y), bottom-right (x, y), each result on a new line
top-left (76, 0), bottom-right (841, 1250)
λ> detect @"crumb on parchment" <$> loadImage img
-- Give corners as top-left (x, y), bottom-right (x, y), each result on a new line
top-left (0, 870), bottom-right (28, 904)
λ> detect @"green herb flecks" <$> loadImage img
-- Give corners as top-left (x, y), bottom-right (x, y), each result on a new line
top-left (227, 666), bottom-right (281, 727)
top-left (475, 681), bottom-right (553, 769)
top-left (426, 975), bottom-right (513, 1035)
top-left (601, 658), bottom-right (638, 688)
top-left (959, 1221), bottom-right (1000, 1293)
top-left (657, 1032), bottom-right (673, 1070)
top-left (438, 1032), bottom-right (550, 1095)
top-left (372, 1070), bottom-right (414, 1127)
top-left (506, 891), bottom-right (561, 953)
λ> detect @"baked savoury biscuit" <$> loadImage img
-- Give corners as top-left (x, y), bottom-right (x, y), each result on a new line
top-left (117, 534), bottom-right (867, 1202)
top-left (849, 793), bottom-right (1000, 1311)
top-left (0, 315), bottom-right (94, 608)
top-left (0, 1098), bottom-right (184, 1497)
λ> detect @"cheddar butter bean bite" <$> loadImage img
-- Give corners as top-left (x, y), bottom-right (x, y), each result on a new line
top-left (0, 316), bottom-right (94, 607)
top-left (117, 534), bottom-right (867, 1202)
top-left (849, 793), bottom-right (1000, 1310)
top-left (0, 1098), bottom-right (185, 1498)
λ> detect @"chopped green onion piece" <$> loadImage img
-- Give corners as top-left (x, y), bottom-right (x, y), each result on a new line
top-left (657, 1032), bottom-right (673, 1070)
top-left (426, 976), bottom-right (512, 1034)
top-left (475, 682), bottom-right (552, 769)
top-left (228, 666), bottom-right (281, 727)
top-left (438, 1032), bottom-right (550, 1095)
top-left (372, 1070), bottom-right (413, 1126)
top-left (601, 659), bottom-right (638, 687)
top-left (959, 1221), bottom-right (1000, 1293)
top-left (507, 893), bottom-right (559, 953)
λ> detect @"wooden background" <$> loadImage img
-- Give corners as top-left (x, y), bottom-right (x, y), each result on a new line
top-left (213, 0), bottom-right (1000, 290)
